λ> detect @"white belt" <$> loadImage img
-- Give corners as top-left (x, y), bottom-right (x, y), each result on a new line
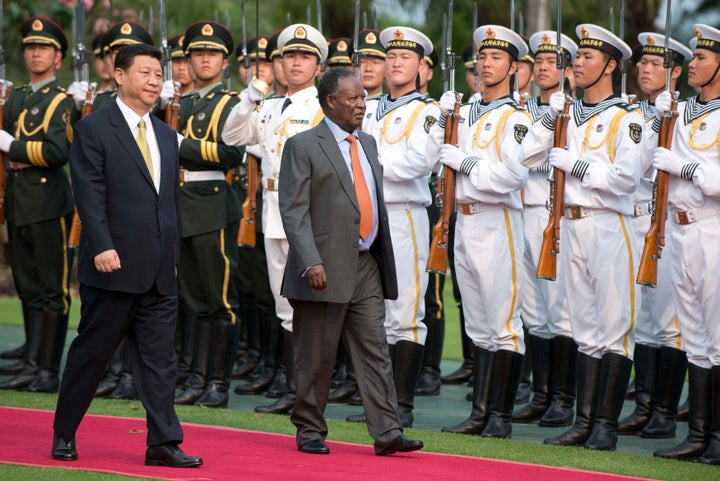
top-left (179, 169), bottom-right (225, 182)
top-left (564, 206), bottom-right (615, 220)
top-left (671, 208), bottom-right (720, 225)
top-left (262, 178), bottom-right (278, 191)
top-left (634, 202), bottom-right (651, 217)
top-left (386, 202), bottom-right (423, 212)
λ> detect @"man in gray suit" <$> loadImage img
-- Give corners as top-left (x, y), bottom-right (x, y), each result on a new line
top-left (278, 67), bottom-right (423, 456)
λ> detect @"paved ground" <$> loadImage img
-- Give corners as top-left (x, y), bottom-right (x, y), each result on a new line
top-left (0, 323), bottom-right (689, 458)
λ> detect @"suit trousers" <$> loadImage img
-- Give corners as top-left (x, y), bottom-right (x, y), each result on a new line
top-left (54, 284), bottom-right (183, 447)
top-left (290, 252), bottom-right (402, 450)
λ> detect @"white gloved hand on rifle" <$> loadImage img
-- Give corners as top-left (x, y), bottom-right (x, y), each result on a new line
top-left (547, 90), bottom-right (566, 119)
top-left (654, 90), bottom-right (673, 119)
top-left (653, 146), bottom-right (698, 180)
top-left (0, 130), bottom-right (14, 153)
top-left (438, 90), bottom-right (459, 115)
top-left (160, 80), bottom-right (175, 108)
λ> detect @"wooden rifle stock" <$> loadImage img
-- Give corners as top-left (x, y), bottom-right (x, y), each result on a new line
top-left (68, 85), bottom-right (96, 248)
top-left (536, 96), bottom-right (570, 280)
top-left (164, 82), bottom-right (180, 130)
top-left (237, 153), bottom-right (258, 246)
top-left (426, 96), bottom-right (460, 274)
top-left (637, 97), bottom-right (677, 287)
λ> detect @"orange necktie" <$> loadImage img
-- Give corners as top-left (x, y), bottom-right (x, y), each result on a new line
top-left (346, 135), bottom-right (374, 240)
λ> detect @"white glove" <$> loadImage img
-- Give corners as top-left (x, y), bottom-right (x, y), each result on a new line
top-left (654, 91), bottom-right (673, 119)
top-left (0, 79), bottom-right (13, 93)
top-left (242, 80), bottom-right (266, 104)
top-left (468, 92), bottom-right (482, 103)
top-left (653, 147), bottom-right (688, 178)
top-left (513, 91), bottom-right (520, 104)
top-left (0, 130), bottom-right (14, 153)
top-left (548, 147), bottom-right (576, 174)
top-left (439, 144), bottom-right (467, 172)
top-left (67, 81), bottom-right (89, 110)
top-left (439, 90), bottom-right (460, 115)
top-left (548, 91), bottom-right (566, 119)
top-left (160, 80), bottom-right (175, 107)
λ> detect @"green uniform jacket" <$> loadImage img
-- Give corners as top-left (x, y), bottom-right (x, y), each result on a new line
top-left (178, 84), bottom-right (244, 237)
top-left (3, 80), bottom-right (76, 226)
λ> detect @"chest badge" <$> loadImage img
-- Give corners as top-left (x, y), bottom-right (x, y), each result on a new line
top-left (394, 117), bottom-right (402, 124)
top-left (197, 112), bottom-right (206, 121)
top-left (596, 123), bottom-right (603, 132)
top-left (30, 107), bottom-right (39, 116)
top-left (699, 122), bottom-right (707, 131)
top-left (484, 122), bottom-right (492, 131)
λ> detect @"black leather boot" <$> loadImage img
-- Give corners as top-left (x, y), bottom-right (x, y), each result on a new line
top-left (417, 273), bottom-right (444, 396)
top-left (392, 340), bottom-right (424, 428)
top-left (232, 303), bottom-right (260, 380)
top-left (699, 365), bottom-right (720, 465)
top-left (514, 327), bottom-right (532, 404)
top-left (28, 310), bottom-right (69, 393)
top-left (175, 318), bottom-right (211, 405)
top-left (641, 346), bottom-right (688, 438)
top-left (585, 353), bottom-right (633, 451)
top-left (482, 350), bottom-right (523, 438)
top-left (328, 355), bottom-right (358, 403)
top-left (196, 319), bottom-right (238, 408)
top-left (441, 308), bottom-right (473, 385)
top-left (265, 332), bottom-right (288, 398)
top-left (545, 353), bottom-right (600, 446)
top-left (539, 336), bottom-right (577, 427)
top-left (175, 305), bottom-right (196, 385)
top-left (655, 363), bottom-right (711, 461)
top-left (0, 360), bottom-right (23, 375)
top-left (331, 340), bottom-right (349, 388)
top-left (618, 344), bottom-right (658, 435)
top-left (109, 344), bottom-right (138, 400)
top-left (513, 335), bottom-right (551, 423)
top-left (442, 346), bottom-right (494, 434)
top-left (234, 314), bottom-right (279, 395)
top-left (95, 340), bottom-right (124, 397)
top-left (0, 309), bottom-right (43, 390)
top-left (256, 329), bottom-right (296, 414)
top-left (677, 397), bottom-right (689, 422)
top-left (0, 303), bottom-right (29, 360)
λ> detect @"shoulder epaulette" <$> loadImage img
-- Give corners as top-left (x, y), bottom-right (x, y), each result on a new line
top-left (617, 102), bottom-right (634, 112)
top-left (266, 94), bottom-right (283, 100)
top-left (220, 90), bottom-right (239, 96)
top-left (419, 96), bottom-right (435, 105)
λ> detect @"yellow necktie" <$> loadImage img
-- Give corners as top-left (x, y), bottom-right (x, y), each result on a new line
top-left (346, 135), bottom-right (374, 240)
top-left (137, 119), bottom-right (154, 180)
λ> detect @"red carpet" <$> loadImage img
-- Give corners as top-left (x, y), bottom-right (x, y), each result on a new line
top-left (0, 406), bottom-right (657, 481)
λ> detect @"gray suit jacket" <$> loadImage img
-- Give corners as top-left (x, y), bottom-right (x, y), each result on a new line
top-left (279, 119), bottom-right (397, 303)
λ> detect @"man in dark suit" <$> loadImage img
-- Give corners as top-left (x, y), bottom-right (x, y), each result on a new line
top-left (278, 67), bottom-right (423, 456)
top-left (51, 44), bottom-right (202, 468)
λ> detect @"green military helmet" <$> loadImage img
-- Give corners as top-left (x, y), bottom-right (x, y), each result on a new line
top-left (168, 34), bottom-right (186, 59)
top-left (236, 35), bottom-right (269, 63)
top-left (21, 16), bottom-right (68, 58)
top-left (183, 21), bottom-right (234, 56)
top-left (354, 29), bottom-right (385, 61)
top-left (104, 21), bottom-right (155, 55)
top-left (327, 38), bottom-right (353, 68)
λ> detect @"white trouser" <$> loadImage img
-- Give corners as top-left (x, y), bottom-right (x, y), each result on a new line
top-left (455, 208), bottom-right (525, 354)
top-left (667, 215), bottom-right (720, 368)
top-left (632, 214), bottom-right (681, 349)
top-left (264, 236), bottom-right (293, 331)
top-left (522, 205), bottom-right (571, 339)
top-left (384, 206), bottom-right (428, 345)
top-left (561, 211), bottom-right (638, 360)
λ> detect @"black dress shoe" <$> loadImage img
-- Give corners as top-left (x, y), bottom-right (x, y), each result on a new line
top-left (52, 433), bottom-right (78, 461)
top-left (346, 412), bottom-right (366, 423)
top-left (298, 439), bottom-right (330, 454)
top-left (145, 444), bottom-right (203, 467)
top-left (375, 434), bottom-right (424, 456)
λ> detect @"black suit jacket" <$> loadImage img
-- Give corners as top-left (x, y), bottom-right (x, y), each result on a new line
top-left (279, 119), bottom-right (397, 303)
top-left (69, 101), bottom-right (180, 295)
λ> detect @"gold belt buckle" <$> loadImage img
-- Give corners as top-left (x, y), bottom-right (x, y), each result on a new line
top-left (569, 205), bottom-right (582, 219)
top-left (266, 178), bottom-right (276, 191)
top-left (676, 210), bottom-right (693, 225)
top-left (460, 203), bottom-right (471, 215)
top-left (179, 169), bottom-right (187, 185)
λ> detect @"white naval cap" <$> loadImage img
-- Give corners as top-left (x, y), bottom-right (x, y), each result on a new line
top-left (278, 23), bottom-right (328, 62)
top-left (693, 24), bottom-right (720, 54)
top-left (576, 24), bottom-right (632, 61)
top-left (637, 32), bottom-right (693, 64)
top-left (529, 30), bottom-right (579, 62)
top-left (473, 25), bottom-right (528, 61)
top-left (379, 26), bottom-right (433, 57)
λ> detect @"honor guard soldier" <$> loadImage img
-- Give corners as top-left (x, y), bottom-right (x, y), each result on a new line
top-left (516, 39), bottom-right (534, 104)
top-left (355, 29), bottom-right (386, 99)
top-left (0, 17), bottom-right (76, 393)
top-left (427, 25), bottom-right (531, 438)
top-left (223, 23), bottom-right (328, 413)
top-left (265, 30), bottom-right (288, 97)
top-left (91, 33), bottom-right (114, 92)
top-left (326, 38), bottom-right (354, 70)
top-left (236, 35), bottom-right (274, 89)
top-left (618, 32), bottom-right (691, 440)
top-left (462, 42), bottom-right (482, 103)
top-left (168, 34), bottom-right (195, 96)
top-left (418, 47), bottom-right (437, 95)
top-left (512, 31), bottom-right (577, 428)
top-left (649, 24), bottom-right (720, 464)
top-left (170, 21), bottom-right (245, 409)
top-left (523, 24), bottom-right (642, 451)
top-left (352, 25), bottom-right (439, 428)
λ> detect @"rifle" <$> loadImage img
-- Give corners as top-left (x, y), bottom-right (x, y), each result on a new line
top-left (158, 0), bottom-right (179, 127)
top-left (352, 0), bottom-right (361, 75)
top-left (637, 0), bottom-right (676, 288)
top-left (237, 153), bottom-right (258, 246)
top-left (536, 1), bottom-right (569, 281)
top-left (426, 0), bottom-right (457, 275)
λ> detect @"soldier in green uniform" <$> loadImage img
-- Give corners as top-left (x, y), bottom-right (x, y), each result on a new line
top-left (326, 38), bottom-right (353, 70)
top-left (172, 21), bottom-right (245, 409)
top-left (169, 34), bottom-right (196, 96)
top-left (0, 17), bottom-right (76, 393)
